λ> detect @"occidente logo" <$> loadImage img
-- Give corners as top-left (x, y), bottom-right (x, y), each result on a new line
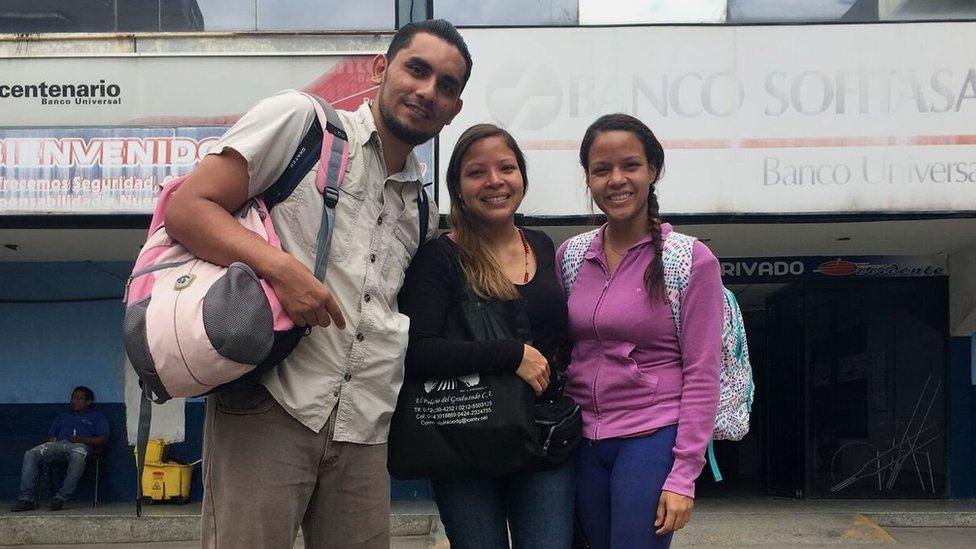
top-left (0, 80), bottom-right (122, 105)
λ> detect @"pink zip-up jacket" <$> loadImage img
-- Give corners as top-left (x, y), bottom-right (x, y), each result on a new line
top-left (557, 223), bottom-right (723, 498)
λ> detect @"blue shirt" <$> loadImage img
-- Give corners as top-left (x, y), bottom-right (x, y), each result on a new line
top-left (48, 409), bottom-right (109, 444)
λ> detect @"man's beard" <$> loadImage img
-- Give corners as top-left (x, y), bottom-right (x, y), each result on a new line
top-left (378, 94), bottom-right (437, 146)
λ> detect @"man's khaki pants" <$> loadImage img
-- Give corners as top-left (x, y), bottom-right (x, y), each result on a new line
top-left (201, 382), bottom-right (390, 549)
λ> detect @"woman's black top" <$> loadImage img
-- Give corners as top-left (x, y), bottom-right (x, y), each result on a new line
top-left (398, 228), bottom-right (570, 382)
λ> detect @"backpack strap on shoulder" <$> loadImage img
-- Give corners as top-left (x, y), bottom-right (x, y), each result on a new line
top-left (264, 91), bottom-right (349, 210)
top-left (418, 183), bottom-right (431, 246)
top-left (304, 95), bottom-right (350, 281)
top-left (262, 117), bottom-right (324, 210)
top-left (560, 229), bottom-right (599, 297)
top-left (707, 439), bottom-right (723, 482)
top-left (308, 96), bottom-right (350, 198)
top-left (258, 93), bottom-right (351, 281)
top-left (661, 231), bottom-right (697, 341)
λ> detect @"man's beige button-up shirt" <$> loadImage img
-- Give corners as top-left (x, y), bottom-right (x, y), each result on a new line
top-left (208, 90), bottom-right (437, 443)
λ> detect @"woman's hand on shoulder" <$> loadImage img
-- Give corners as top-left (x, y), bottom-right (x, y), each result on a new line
top-left (655, 490), bottom-right (694, 535)
top-left (516, 344), bottom-right (550, 395)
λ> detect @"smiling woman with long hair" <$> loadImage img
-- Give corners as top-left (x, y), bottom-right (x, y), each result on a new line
top-left (558, 114), bottom-right (724, 549)
top-left (397, 124), bottom-right (575, 548)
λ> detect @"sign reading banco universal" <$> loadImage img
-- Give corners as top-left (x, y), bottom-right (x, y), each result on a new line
top-left (442, 24), bottom-right (976, 216)
top-left (0, 80), bottom-right (123, 106)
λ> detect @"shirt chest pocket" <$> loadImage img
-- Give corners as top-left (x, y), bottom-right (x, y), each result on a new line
top-left (378, 222), bottom-right (419, 303)
top-left (273, 172), bottom-right (367, 264)
top-left (327, 186), bottom-right (367, 262)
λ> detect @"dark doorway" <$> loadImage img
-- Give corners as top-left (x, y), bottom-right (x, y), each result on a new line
top-left (765, 285), bottom-right (807, 497)
top-left (698, 278), bottom-right (947, 499)
top-left (806, 279), bottom-right (947, 498)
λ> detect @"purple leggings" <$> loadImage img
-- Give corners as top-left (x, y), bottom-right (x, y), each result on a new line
top-left (575, 425), bottom-right (678, 549)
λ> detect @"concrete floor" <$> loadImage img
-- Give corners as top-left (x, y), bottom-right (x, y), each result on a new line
top-left (4, 528), bottom-right (976, 548)
top-left (0, 541), bottom-right (429, 549)
top-left (5, 497), bottom-right (976, 547)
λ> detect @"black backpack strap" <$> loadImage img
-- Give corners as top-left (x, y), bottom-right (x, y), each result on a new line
top-left (262, 117), bottom-right (324, 210)
top-left (135, 391), bottom-right (152, 517)
top-left (418, 183), bottom-right (431, 246)
top-left (262, 94), bottom-right (349, 211)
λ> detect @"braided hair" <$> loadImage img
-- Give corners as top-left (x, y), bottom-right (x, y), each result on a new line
top-left (579, 114), bottom-right (666, 301)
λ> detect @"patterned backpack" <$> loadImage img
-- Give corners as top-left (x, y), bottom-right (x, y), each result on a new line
top-left (559, 228), bottom-right (754, 481)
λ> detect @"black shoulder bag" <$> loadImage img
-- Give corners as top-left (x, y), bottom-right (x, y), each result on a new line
top-left (388, 289), bottom-right (581, 480)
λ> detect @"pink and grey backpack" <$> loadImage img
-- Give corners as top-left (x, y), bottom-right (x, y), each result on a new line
top-left (123, 94), bottom-right (352, 404)
top-left (125, 94), bottom-right (346, 515)
top-left (124, 93), bottom-right (430, 515)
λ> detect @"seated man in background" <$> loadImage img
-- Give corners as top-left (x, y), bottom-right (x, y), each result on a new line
top-left (10, 386), bottom-right (109, 511)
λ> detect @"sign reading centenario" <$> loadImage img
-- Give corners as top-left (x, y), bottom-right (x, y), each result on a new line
top-left (0, 80), bottom-right (123, 106)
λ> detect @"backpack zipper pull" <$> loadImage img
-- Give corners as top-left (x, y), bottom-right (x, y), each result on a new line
top-left (122, 276), bottom-right (133, 303)
top-left (240, 198), bottom-right (262, 219)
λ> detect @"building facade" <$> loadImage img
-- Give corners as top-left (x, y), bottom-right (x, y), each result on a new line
top-left (1, 1), bottom-right (974, 503)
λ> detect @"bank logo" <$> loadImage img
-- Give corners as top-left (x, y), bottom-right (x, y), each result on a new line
top-left (423, 374), bottom-right (480, 394)
top-left (815, 259), bottom-right (858, 277)
top-left (815, 258), bottom-right (945, 278)
top-left (486, 65), bottom-right (562, 130)
top-left (0, 80), bottom-right (122, 106)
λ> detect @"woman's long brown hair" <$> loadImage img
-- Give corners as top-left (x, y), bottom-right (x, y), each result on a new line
top-left (446, 124), bottom-right (529, 300)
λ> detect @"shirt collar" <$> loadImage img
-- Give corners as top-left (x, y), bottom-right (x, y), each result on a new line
top-left (353, 100), bottom-right (424, 185)
top-left (585, 222), bottom-right (674, 259)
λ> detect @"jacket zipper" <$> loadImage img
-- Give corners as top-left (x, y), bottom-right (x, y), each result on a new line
top-left (589, 260), bottom-right (613, 437)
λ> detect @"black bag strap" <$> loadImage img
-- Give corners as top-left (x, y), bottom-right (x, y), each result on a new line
top-left (418, 183), bottom-right (431, 245)
top-left (135, 390), bottom-right (152, 517)
top-left (261, 117), bottom-right (324, 210)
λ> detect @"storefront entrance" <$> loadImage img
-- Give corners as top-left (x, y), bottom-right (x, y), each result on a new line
top-left (699, 259), bottom-right (948, 499)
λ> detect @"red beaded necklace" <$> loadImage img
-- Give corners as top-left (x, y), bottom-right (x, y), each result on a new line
top-left (517, 228), bottom-right (531, 284)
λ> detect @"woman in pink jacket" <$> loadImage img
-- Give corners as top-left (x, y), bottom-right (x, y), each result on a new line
top-left (558, 114), bottom-right (724, 549)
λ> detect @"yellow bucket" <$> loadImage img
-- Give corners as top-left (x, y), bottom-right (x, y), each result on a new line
top-left (134, 438), bottom-right (195, 504)
top-left (133, 438), bottom-right (166, 464)
top-left (141, 461), bottom-right (193, 503)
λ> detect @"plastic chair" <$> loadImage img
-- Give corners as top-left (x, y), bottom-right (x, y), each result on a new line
top-left (35, 445), bottom-right (105, 508)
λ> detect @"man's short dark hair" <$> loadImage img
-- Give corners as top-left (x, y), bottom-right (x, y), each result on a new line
top-left (386, 19), bottom-right (473, 90)
top-left (72, 386), bottom-right (94, 402)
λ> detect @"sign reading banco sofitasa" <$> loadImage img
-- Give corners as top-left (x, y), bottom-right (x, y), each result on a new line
top-left (442, 24), bottom-right (976, 216)
top-left (0, 80), bottom-right (123, 106)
